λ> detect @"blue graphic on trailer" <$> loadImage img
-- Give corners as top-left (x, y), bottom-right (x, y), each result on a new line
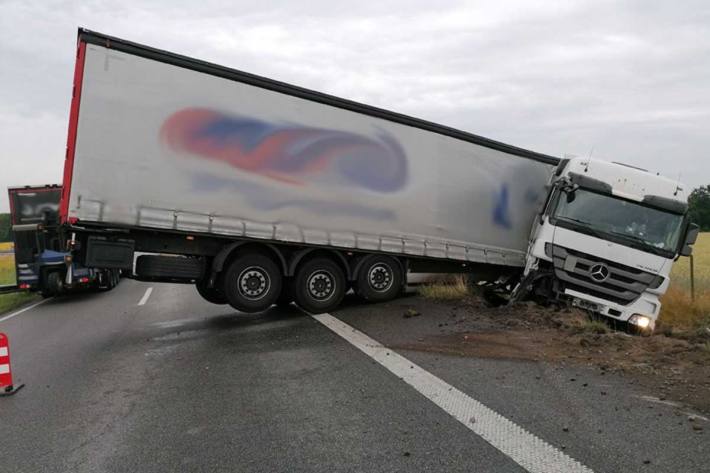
top-left (493, 184), bottom-right (512, 229)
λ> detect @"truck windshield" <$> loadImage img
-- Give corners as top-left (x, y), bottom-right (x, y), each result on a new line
top-left (552, 189), bottom-right (685, 256)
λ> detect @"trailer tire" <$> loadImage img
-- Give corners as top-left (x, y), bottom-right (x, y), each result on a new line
top-left (293, 258), bottom-right (346, 314)
top-left (222, 253), bottom-right (282, 313)
top-left (355, 255), bottom-right (403, 302)
top-left (196, 279), bottom-right (228, 305)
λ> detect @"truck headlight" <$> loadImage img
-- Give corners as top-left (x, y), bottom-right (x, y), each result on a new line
top-left (629, 314), bottom-right (654, 333)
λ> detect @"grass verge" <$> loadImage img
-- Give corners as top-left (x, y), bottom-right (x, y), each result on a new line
top-left (0, 292), bottom-right (41, 315)
top-left (0, 242), bottom-right (15, 286)
top-left (418, 275), bottom-right (470, 300)
top-left (659, 233), bottom-right (710, 332)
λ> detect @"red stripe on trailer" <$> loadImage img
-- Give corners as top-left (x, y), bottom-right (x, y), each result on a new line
top-left (59, 38), bottom-right (88, 224)
top-left (0, 333), bottom-right (14, 391)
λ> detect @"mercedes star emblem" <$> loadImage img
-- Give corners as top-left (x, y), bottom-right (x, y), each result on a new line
top-left (590, 264), bottom-right (610, 282)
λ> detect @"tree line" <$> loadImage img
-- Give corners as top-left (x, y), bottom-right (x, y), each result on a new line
top-left (689, 186), bottom-right (710, 231)
top-left (0, 214), bottom-right (10, 242)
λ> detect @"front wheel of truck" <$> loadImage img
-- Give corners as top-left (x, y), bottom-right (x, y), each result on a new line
top-left (222, 253), bottom-right (282, 313)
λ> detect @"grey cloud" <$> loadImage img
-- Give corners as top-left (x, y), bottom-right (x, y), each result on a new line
top-left (1, 0), bottom-right (708, 211)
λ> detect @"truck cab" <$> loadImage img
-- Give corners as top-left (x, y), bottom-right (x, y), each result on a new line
top-left (9, 185), bottom-right (120, 296)
top-left (524, 158), bottom-right (699, 332)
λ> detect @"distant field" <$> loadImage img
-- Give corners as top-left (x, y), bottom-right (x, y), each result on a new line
top-left (659, 233), bottom-right (709, 330)
top-left (0, 242), bottom-right (16, 287)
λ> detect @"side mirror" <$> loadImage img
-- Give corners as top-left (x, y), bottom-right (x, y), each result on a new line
top-left (680, 223), bottom-right (700, 257)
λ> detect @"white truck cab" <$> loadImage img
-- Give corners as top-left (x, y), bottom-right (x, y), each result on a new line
top-left (523, 157), bottom-right (699, 332)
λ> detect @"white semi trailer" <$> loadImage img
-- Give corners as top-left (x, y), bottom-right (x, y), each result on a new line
top-left (58, 29), bottom-right (698, 331)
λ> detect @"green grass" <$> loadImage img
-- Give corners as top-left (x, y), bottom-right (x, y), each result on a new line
top-left (0, 292), bottom-right (40, 315)
top-left (0, 242), bottom-right (15, 287)
top-left (418, 275), bottom-right (470, 300)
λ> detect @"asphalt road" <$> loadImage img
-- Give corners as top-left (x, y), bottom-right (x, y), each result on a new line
top-left (0, 280), bottom-right (707, 472)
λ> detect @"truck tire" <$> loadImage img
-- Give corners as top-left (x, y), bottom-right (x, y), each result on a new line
top-left (222, 253), bottom-right (282, 312)
top-left (45, 271), bottom-right (64, 297)
top-left (196, 279), bottom-right (228, 305)
top-left (355, 255), bottom-right (403, 302)
top-left (293, 258), bottom-right (345, 314)
top-left (101, 270), bottom-right (115, 291)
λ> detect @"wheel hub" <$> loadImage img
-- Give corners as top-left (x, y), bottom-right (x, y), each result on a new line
top-left (307, 271), bottom-right (335, 301)
top-left (368, 264), bottom-right (393, 292)
top-left (238, 267), bottom-right (270, 300)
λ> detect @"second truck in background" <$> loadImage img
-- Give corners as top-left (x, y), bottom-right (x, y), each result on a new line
top-left (9, 185), bottom-right (120, 297)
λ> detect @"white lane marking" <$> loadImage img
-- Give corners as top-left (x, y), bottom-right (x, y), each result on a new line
top-left (312, 313), bottom-right (594, 473)
top-left (0, 364), bottom-right (10, 374)
top-left (0, 298), bottom-right (51, 324)
top-left (138, 287), bottom-right (153, 306)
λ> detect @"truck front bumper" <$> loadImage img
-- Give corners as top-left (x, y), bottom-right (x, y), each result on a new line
top-left (563, 287), bottom-right (659, 330)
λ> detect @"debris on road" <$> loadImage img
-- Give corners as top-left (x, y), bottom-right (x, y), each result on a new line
top-left (379, 293), bottom-right (710, 415)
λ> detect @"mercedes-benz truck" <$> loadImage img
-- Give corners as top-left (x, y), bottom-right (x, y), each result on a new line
top-left (55, 29), bottom-right (698, 331)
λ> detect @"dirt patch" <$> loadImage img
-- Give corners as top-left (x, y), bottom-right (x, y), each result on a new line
top-left (390, 294), bottom-right (710, 415)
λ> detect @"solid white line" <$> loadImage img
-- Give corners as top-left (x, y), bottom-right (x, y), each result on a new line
top-left (0, 298), bottom-right (51, 324)
top-left (138, 287), bottom-right (153, 306)
top-left (311, 313), bottom-right (594, 473)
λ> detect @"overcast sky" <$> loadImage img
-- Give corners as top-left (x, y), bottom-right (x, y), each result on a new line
top-left (1, 0), bottom-right (709, 212)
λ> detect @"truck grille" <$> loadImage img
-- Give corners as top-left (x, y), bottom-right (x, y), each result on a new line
top-left (551, 245), bottom-right (657, 306)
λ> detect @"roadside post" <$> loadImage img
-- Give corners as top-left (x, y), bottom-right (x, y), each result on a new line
top-left (690, 255), bottom-right (695, 302)
top-left (0, 333), bottom-right (24, 396)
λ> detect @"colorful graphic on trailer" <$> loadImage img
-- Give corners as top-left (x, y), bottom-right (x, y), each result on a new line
top-left (160, 108), bottom-right (408, 193)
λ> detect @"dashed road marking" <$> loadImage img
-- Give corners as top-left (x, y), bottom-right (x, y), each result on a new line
top-left (0, 298), bottom-right (51, 324)
top-left (138, 287), bottom-right (153, 306)
top-left (311, 312), bottom-right (594, 473)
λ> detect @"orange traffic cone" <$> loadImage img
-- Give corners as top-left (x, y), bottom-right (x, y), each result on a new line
top-left (0, 333), bottom-right (24, 396)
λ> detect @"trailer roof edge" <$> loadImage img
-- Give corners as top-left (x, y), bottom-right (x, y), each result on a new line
top-left (76, 27), bottom-right (560, 166)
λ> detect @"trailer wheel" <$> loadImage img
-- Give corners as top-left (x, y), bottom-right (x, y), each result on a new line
top-left (293, 258), bottom-right (346, 314)
top-left (355, 255), bottom-right (403, 302)
top-left (222, 253), bottom-right (282, 312)
top-left (196, 279), bottom-right (228, 305)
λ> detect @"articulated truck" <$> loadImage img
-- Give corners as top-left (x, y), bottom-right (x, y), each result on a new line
top-left (56, 29), bottom-right (698, 331)
top-left (8, 185), bottom-right (120, 296)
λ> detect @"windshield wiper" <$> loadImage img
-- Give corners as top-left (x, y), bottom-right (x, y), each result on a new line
top-left (608, 231), bottom-right (658, 248)
top-left (607, 231), bottom-right (674, 256)
top-left (559, 217), bottom-right (594, 226)
top-left (556, 217), bottom-right (602, 237)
